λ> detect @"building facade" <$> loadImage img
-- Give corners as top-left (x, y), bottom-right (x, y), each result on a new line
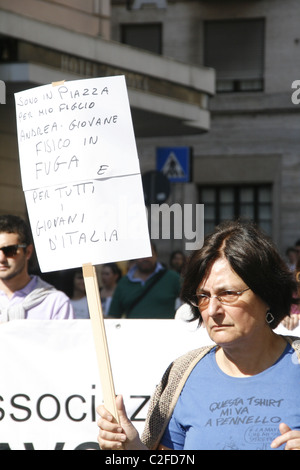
top-left (0, 0), bottom-right (300, 265)
top-left (0, 0), bottom-right (214, 267)
top-left (111, 0), bottom-right (300, 258)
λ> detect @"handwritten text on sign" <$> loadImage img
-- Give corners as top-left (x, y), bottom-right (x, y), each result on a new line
top-left (15, 76), bottom-right (140, 190)
top-left (14, 76), bottom-right (151, 272)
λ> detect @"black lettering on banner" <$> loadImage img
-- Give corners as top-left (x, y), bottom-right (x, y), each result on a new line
top-left (0, 396), bottom-right (4, 420)
top-left (0, 442), bottom-right (100, 451)
top-left (74, 442), bottom-right (100, 450)
top-left (23, 442), bottom-right (65, 450)
top-left (130, 395), bottom-right (150, 422)
top-left (0, 443), bottom-right (10, 450)
top-left (65, 395), bottom-right (86, 422)
top-left (91, 384), bottom-right (96, 422)
top-left (10, 394), bottom-right (31, 422)
top-left (36, 394), bottom-right (60, 422)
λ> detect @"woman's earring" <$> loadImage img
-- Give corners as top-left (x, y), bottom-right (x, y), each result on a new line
top-left (266, 310), bottom-right (274, 324)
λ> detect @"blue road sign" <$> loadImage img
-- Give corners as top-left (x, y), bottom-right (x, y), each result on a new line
top-left (156, 147), bottom-right (191, 183)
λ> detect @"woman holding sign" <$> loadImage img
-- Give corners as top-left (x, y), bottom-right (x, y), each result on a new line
top-left (97, 220), bottom-right (300, 450)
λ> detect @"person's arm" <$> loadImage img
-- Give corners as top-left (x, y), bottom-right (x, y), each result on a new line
top-left (97, 395), bottom-right (148, 450)
top-left (281, 314), bottom-right (300, 330)
top-left (271, 423), bottom-right (300, 450)
top-left (57, 299), bottom-right (75, 319)
top-left (106, 282), bottom-right (124, 318)
top-left (41, 292), bottom-right (75, 320)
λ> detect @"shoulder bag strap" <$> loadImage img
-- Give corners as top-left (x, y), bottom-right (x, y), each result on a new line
top-left (124, 269), bottom-right (167, 317)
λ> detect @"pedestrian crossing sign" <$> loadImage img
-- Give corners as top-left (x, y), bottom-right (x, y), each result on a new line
top-left (156, 147), bottom-right (191, 183)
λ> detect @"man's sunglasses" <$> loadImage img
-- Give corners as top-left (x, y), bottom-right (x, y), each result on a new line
top-left (0, 244), bottom-right (27, 257)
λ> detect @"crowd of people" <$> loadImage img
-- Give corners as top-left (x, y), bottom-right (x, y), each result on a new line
top-left (1, 213), bottom-right (300, 329)
top-left (0, 214), bottom-right (300, 449)
top-left (0, 214), bottom-right (186, 322)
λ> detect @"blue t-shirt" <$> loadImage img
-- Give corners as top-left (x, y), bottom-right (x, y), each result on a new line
top-left (161, 343), bottom-right (300, 450)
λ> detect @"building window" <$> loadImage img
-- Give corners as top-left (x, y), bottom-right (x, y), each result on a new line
top-left (204, 18), bottom-right (265, 93)
top-left (0, 35), bottom-right (18, 63)
top-left (121, 23), bottom-right (162, 54)
top-left (199, 185), bottom-right (272, 236)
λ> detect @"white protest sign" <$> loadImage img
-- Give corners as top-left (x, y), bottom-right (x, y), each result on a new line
top-left (15, 76), bottom-right (140, 189)
top-left (14, 76), bottom-right (151, 272)
top-left (23, 174), bottom-right (148, 272)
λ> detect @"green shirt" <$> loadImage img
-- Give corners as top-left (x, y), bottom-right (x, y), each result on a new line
top-left (107, 269), bottom-right (181, 319)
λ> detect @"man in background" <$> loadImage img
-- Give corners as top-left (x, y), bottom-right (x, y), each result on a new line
top-left (107, 243), bottom-right (181, 319)
top-left (0, 214), bottom-right (74, 321)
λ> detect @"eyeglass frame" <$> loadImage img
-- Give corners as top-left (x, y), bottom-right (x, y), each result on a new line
top-left (190, 287), bottom-right (250, 309)
top-left (0, 244), bottom-right (27, 257)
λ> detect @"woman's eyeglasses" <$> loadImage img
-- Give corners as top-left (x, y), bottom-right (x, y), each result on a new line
top-left (190, 287), bottom-right (250, 309)
top-left (0, 244), bottom-right (27, 257)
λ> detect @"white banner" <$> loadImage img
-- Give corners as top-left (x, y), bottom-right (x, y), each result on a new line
top-left (0, 319), bottom-right (298, 450)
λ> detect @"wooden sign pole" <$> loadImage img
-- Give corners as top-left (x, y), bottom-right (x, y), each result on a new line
top-left (82, 263), bottom-right (119, 423)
